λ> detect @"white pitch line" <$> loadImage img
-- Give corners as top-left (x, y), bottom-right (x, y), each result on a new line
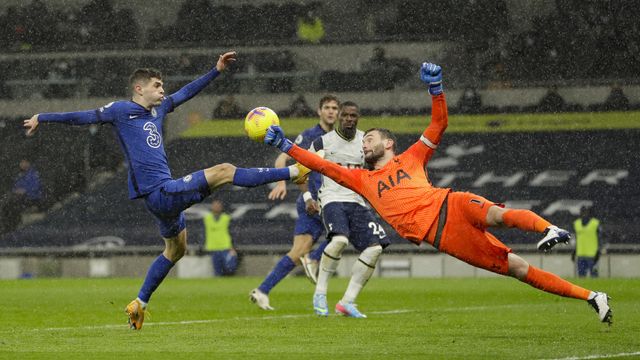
top-left (540, 352), bottom-right (640, 360)
top-left (4, 309), bottom-right (416, 333)
top-left (0, 303), bottom-right (553, 334)
top-left (442, 304), bottom-right (536, 312)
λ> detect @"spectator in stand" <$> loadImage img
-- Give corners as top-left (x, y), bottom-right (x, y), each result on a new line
top-left (457, 87), bottom-right (483, 114)
top-left (362, 47), bottom-right (394, 90)
top-left (176, 53), bottom-right (198, 76)
top-left (603, 83), bottom-right (629, 111)
top-left (0, 159), bottom-right (43, 233)
top-left (44, 59), bottom-right (74, 99)
top-left (537, 85), bottom-right (565, 113)
top-left (212, 95), bottom-right (242, 119)
top-left (487, 62), bottom-right (512, 89)
top-left (289, 95), bottom-right (314, 117)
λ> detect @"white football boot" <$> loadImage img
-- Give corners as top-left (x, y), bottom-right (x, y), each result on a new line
top-left (537, 225), bottom-right (571, 252)
top-left (249, 288), bottom-right (274, 310)
top-left (300, 254), bottom-right (319, 285)
top-left (588, 292), bottom-right (612, 325)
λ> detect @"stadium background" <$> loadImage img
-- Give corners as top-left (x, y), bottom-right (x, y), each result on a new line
top-left (0, 0), bottom-right (639, 278)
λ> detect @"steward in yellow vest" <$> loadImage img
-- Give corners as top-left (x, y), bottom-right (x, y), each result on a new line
top-left (572, 206), bottom-right (601, 278)
top-left (204, 200), bottom-right (238, 276)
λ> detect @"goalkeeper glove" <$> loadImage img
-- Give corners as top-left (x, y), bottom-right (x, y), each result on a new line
top-left (265, 125), bottom-right (293, 153)
top-left (420, 62), bottom-right (443, 95)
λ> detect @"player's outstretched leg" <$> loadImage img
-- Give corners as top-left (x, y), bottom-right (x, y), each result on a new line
top-left (205, 163), bottom-right (308, 191)
top-left (509, 253), bottom-right (612, 325)
top-left (496, 208), bottom-right (570, 251)
top-left (314, 235), bottom-right (348, 316)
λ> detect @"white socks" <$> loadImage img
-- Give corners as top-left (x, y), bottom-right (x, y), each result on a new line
top-left (136, 298), bottom-right (148, 309)
top-left (315, 235), bottom-right (348, 295)
top-left (342, 245), bottom-right (382, 304)
top-left (288, 165), bottom-right (299, 178)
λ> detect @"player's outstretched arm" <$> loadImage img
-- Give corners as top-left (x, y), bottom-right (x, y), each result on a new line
top-left (405, 63), bottom-right (449, 162)
top-left (420, 62), bottom-right (448, 144)
top-left (265, 125), bottom-right (361, 192)
top-left (24, 107), bottom-right (112, 136)
top-left (170, 51), bottom-right (237, 109)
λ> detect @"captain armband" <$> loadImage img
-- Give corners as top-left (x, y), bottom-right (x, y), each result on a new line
top-left (420, 135), bottom-right (438, 149)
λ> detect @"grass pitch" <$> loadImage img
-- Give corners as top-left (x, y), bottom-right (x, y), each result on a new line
top-left (0, 277), bottom-right (638, 359)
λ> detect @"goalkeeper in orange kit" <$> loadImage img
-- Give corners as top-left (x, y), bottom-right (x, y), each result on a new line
top-left (263, 62), bottom-right (612, 325)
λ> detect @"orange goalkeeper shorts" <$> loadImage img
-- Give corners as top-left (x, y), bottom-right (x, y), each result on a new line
top-left (437, 191), bottom-right (512, 275)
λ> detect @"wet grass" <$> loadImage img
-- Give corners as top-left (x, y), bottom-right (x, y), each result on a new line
top-left (0, 277), bottom-right (637, 359)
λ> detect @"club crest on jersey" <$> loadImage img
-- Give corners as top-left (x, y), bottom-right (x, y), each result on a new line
top-left (294, 135), bottom-right (304, 144)
top-left (377, 169), bottom-right (411, 198)
top-left (183, 174), bottom-right (192, 183)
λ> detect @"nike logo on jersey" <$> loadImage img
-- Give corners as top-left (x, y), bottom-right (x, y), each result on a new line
top-left (377, 169), bottom-right (412, 198)
top-left (129, 115), bottom-right (139, 119)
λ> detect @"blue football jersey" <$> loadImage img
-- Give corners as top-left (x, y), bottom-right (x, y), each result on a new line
top-left (97, 99), bottom-right (174, 198)
top-left (38, 68), bottom-right (220, 199)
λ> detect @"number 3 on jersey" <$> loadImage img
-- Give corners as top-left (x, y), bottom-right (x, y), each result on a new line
top-left (368, 222), bottom-right (387, 239)
top-left (144, 122), bottom-right (162, 148)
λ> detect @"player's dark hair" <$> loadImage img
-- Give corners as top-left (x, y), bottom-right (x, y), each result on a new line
top-left (318, 94), bottom-right (340, 109)
top-left (365, 128), bottom-right (398, 153)
top-left (129, 68), bottom-right (162, 88)
top-left (340, 101), bottom-right (359, 112)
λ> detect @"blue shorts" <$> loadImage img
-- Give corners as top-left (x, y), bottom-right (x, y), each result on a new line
top-left (294, 194), bottom-right (324, 242)
top-left (322, 202), bottom-right (390, 252)
top-left (144, 170), bottom-right (211, 238)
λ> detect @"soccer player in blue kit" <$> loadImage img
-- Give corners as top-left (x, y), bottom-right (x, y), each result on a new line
top-left (23, 51), bottom-right (309, 330)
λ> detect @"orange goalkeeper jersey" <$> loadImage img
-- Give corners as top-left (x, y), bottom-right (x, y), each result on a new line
top-left (288, 94), bottom-right (450, 244)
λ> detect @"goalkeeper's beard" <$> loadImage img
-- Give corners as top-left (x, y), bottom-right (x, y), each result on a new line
top-left (364, 144), bottom-right (385, 169)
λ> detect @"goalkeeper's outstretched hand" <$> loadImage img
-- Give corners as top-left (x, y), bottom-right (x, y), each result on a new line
top-left (420, 62), bottom-right (443, 95)
top-left (265, 125), bottom-right (293, 153)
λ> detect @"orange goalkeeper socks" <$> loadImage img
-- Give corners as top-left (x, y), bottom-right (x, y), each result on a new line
top-left (523, 266), bottom-right (590, 300)
top-left (502, 209), bottom-right (551, 233)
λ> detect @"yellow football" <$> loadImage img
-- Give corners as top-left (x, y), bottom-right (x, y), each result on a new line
top-left (244, 107), bottom-right (280, 142)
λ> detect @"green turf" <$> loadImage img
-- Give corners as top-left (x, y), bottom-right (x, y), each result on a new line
top-left (0, 277), bottom-right (638, 359)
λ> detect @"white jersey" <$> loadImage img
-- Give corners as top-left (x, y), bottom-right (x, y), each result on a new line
top-left (310, 129), bottom-right (367, 207)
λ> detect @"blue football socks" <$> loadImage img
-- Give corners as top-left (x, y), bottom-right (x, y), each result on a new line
top-left (138, 254), bottom-right (174, 303)
top-left (258, 255), bottom-right (296, 294)
top-left (232, 167), bottom-right (290, 187)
